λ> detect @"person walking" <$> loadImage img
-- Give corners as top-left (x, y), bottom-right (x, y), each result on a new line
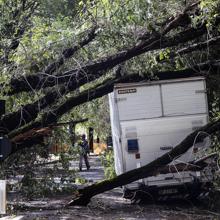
top-left (79, 134), bottom-right (90, 171)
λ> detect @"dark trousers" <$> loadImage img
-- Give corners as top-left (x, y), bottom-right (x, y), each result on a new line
top-left (79, 154), bottom-right (90, 170)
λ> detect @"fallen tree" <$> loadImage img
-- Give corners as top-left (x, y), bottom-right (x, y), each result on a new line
top-left (0, 1), bottom-right (219, 209)
top-left (0, 1), bottom-right (219, 170)
top-left (7, 59), bottom-right (220, 154)
top-left (1, 58), bottom-right (219, 135)
top-left (1, 2), bottom-right (219, 141)
top-left (68, 118), bottom-right (220, 206)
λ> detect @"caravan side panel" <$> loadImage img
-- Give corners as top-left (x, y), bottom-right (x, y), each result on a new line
top-left (120, 114), bottom-right (208, 173)
top-left (110, 77), bottom-right (209, 188)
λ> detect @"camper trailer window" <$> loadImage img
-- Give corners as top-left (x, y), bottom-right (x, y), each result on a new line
top-left (127, 139), bottom-right (139, 153)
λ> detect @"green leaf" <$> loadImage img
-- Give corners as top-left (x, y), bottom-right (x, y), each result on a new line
top-left (159, 52), bottom-right (164, 61)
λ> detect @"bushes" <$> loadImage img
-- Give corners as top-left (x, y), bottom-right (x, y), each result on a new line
top-left (101, 149), bottom-right (116, 179)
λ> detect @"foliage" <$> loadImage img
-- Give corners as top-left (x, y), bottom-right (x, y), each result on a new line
top-left (75, 176), bottom-right (87, 184)
top-left (20, 165), bottom-right (77, 199)
top-left (0, 144), bottom-right (78, 199)
top-left (101, 149), bottom-right (116, 179)
top-left (1, 0), bottom-right (220, 120)
top-left (0, 0), bottom-right (220, 200)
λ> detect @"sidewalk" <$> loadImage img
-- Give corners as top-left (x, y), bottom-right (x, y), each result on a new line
top-left (70, 153), bottom-right (105, 183)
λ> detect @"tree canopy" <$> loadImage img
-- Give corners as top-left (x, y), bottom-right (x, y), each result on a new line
top-left (0, 0), bottom-right (220, 156)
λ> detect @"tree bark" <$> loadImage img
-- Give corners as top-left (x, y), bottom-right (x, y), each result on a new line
top-left (68, 118), bottom-right (220, 206)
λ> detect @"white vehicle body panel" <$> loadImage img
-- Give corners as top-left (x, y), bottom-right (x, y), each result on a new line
top-left (109, 77), bottom-right (210, 188)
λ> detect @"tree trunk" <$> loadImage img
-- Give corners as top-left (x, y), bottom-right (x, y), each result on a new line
top-left (8, 65), bottom-right (219, 152)
top-left (3, 60), bottom-right (220, 135)
top-left (6, 69), bottom-right (195, 141)
top-left (68, 118), bottom-right (220, 206)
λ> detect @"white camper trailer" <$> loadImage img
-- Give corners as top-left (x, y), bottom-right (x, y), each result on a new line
top-left (109, 77), bottom-right (215, 200)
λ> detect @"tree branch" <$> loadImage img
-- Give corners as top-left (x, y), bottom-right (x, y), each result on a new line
top-left (177, 36), bottom-right (220, 55)
top-left (7, 23), bottom-right (210, 94)
top-left (3, 60), bottom-right (220, 135)
top-left (6, 26), bottom-right (98, 95)
top-left (156, 36), bottom-right (220, 62)
top-left (43, 26), bottom-right (97, 75)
